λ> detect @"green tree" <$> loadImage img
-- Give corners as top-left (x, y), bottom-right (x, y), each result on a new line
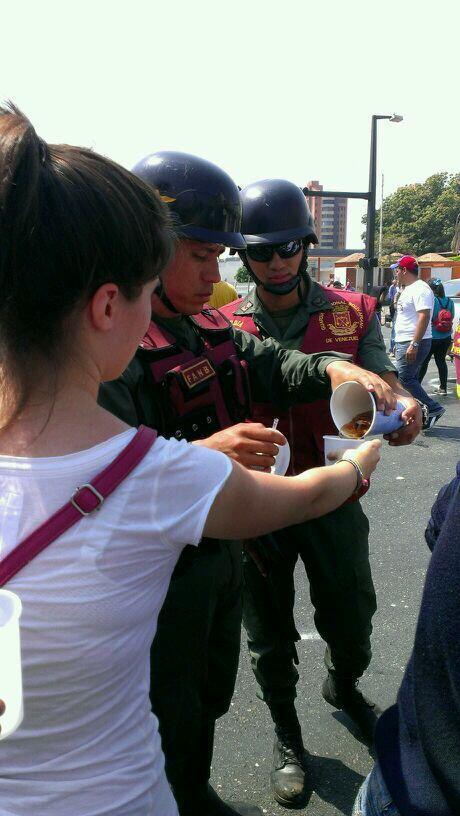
top-left (235, 265), bottom-right (251, 283)
top-left (362, 172), bottom-right (460, 256)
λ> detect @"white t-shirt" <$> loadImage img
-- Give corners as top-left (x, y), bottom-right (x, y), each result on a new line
top-left (394, 279), bottom-right (434, 342)
top-left (0, 430), bottom-right (231, 816)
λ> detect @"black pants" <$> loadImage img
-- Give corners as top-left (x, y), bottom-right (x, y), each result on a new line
top-left (418, 336), bottom-right (452, 391)
top-left (242, 501), bottom-right (376, 707)
top-left (150, 540), bottom-right (242, 808)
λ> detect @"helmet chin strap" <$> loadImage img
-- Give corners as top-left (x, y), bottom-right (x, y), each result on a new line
top-left (155, 280), bottom-right (181, 314)
top-left (241, 249), bottom-right (309, 298)
top-left (262, 275), bottom-right (301, 295)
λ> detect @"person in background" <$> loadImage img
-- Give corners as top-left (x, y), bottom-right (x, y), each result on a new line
top-left (393, 255), bottom-right (445, 429)
top-left (388, 271), bottom-right (399, 356)
top-left (418, 278), bottom-right (454, 395)
top-left (345, 280), bottom-right (356, 292)
top-left (388, 276), bottom-right (397, 316)
top-left (353, 462), bottom-right (460, 816)
top-left (208, 278), bottom-right (238, 308)
top-left (370, 283), bottom-right (389, 322)
top-left (220, 179), bottom-right (422, 808)
top-left (0, 107), bottom-right (381, 816)
top-left (332, 279), bottom-right (343, 289)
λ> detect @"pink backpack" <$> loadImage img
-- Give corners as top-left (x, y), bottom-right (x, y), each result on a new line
top-left (432, 307), bottom-right (453, 333)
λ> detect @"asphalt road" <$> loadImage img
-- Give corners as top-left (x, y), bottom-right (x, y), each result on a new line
top-left (212, 349), bottom-right (460, 816)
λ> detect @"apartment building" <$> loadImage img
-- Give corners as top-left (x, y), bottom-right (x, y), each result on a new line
top-left (305, 180), bottom-right (347, 252)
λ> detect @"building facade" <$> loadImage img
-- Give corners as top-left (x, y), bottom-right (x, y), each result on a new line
top-left (306, 180), bottom-right (347, 252)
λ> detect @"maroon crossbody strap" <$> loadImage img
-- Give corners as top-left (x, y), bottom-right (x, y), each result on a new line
top-left (0, 425), bottom-right (157, 587)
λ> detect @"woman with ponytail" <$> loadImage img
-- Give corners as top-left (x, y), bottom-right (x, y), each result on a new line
top-left (0, 106), bottom-right (380, 816)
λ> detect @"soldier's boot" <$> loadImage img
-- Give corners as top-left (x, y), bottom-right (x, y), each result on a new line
top-left (269, 702), bottom-right (308, 807)
top-left (174, 719), bottom-right (262, 816)
top-left (201, 785), bottom-right (263, 816)
top-left (321, 671), bottom-right (382, 747)
top-left (175, 785), bottom-right (262, 816)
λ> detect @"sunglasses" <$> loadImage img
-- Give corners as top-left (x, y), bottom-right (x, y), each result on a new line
top-left (246, 239), bottom-right (303, 263)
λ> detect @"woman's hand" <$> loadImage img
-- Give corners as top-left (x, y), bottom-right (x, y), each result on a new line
top-left (342, 439), bottom-right (381, 480)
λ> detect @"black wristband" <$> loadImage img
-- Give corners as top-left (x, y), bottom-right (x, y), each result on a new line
top-left (334, 458), bottom-right (362, 492)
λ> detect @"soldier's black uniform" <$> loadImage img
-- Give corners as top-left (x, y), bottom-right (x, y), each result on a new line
top-left (99, 310), bottom-right (348, 815)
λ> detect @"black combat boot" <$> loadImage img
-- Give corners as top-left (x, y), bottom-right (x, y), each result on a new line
top-left (175, 782), bottom-right (262, 816)
top-left (269, 702), bottom-right (307, 807)
top-left (202, 785), bottom-right (263, 815)
top-left (174, 718), bottom-right (262, 816)
top-left (321, 672), bottom-right (382, 747)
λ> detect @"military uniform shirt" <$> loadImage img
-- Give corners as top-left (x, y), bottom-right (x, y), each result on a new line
top-left (99, 311), bottom-right (353, 430)
top-left (237, 281), bottom-right (397, 377)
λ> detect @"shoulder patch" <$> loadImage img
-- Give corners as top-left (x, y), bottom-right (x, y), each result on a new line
top-left (312, 295), bottom-right (329, 308)
top-left (240, 299), bottom-right (254, 313)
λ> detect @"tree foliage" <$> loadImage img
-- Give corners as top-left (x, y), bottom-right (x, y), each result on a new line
top-left (235, 265), bottom-right (251, 283)
top-left (362, 172), bottom-right (460, 257)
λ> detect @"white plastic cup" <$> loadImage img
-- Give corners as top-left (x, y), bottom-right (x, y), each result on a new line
top-left (330, 381), bottom-right (405, 438)
top-left (323, 435), bottom-right (362, 465)
top-left (0, 590), bottom-right (23, 740)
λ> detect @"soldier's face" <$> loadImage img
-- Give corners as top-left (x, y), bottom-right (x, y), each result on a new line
top-left (246, 248), bottom-right (303, 290)
top-left (161, 239), bottom-right (224, 314)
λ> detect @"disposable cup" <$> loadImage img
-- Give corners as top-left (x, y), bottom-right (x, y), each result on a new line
top-left (323, 435), bottom-right (362, 465)
top-left (252, 438), bottom-right (291, 475)
top-left (330, 381), bottom-right (405, 438)
top-left (271, 439), bottom-right (290, 476)
top-left (0, 590), bottom-right (23, 740)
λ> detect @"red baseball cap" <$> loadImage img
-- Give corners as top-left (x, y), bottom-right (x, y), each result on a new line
top-left (397, 255), bottom-right (418, 272)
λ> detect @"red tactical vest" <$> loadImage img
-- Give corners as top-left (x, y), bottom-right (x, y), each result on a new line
top-left (139, 308), bottom-right (251, 442)
top-left (221, 290), bottom-right (375, 474)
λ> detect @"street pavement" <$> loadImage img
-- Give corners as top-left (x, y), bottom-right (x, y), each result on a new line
top-left (212, 347), bottom-right (460, 816)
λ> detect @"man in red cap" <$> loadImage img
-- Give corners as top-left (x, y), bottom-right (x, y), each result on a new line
top-left (394, 255), bottom-right (445, 428)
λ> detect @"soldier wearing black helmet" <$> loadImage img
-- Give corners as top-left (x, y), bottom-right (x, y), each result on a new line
top-left (99, 156), bottom-right (400, 816)
top-left (221, 179), bottom-right (423, 808)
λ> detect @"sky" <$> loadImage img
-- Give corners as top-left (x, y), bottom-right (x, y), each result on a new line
top-left (1, 0), bottom-right (458, 247)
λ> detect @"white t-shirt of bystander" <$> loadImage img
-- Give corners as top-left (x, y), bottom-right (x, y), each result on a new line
top-left (0, 429), bottom-right (232, 816)
top-left (394, 279), bottom-right (434, 342)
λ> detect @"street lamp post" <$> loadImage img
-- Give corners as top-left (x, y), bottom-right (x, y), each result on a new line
top-left (364, 114), bottom-right (403, 293)
top-left (378, 172), bottom-right (384, 280)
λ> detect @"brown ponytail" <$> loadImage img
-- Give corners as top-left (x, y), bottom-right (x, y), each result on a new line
top-left (0, 103), bottom-right (175, 428)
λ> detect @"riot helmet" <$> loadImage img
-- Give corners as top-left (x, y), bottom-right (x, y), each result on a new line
top-left (131, 151), bottom-right (245, 249)
top-left (239, 179), bottom-right (318, 295)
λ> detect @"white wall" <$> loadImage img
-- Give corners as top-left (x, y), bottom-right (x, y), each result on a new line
top-left (423, 266), bottom-right (452, 282)
top-left (333, 269), bottom-right (346, 286)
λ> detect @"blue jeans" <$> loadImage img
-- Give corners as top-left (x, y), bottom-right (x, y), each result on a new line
top-left (353, 763), bottom-right (401, 816)
top-left (395, 339), bottom-right (443, 414)
top-left (389, 322), bottom-right (396, 353)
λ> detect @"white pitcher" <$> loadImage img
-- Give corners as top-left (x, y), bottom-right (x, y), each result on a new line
top-left (0, 589), bottom-right (23, 740)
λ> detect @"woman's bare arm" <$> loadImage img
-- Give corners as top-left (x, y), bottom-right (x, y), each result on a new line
top-left (203, 440), bottom-right (380, 540)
